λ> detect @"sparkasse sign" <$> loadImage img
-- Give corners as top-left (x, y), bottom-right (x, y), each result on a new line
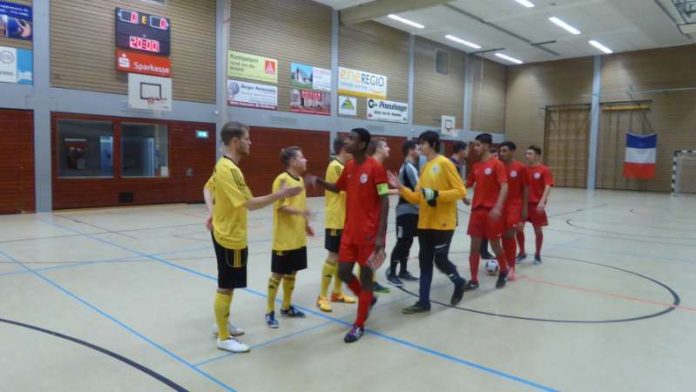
top-left (116, 49), bottom-right (171, 77)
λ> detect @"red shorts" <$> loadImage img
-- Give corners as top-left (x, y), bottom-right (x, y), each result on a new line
top-left (467, 208), bottom-right (504, 239)
top-left (339, 240), bottom-right (375, 267)
top-left (504, 203), bottom-right (523, 230)
top-left (527, 203), bottom-right (549, 227)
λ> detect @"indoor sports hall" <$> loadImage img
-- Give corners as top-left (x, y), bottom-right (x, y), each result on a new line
top-left (1, 1), bottom-right (695, 391)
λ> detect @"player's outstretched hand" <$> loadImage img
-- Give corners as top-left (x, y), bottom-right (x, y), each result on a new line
top-left (304, 174), bottom-right (318, 189)
top-left (306, 224), bottom-right (315, 237)
top-left (205, 215), bottom-right (213, 231)
top-left (490, 206), bottom-right (502, 220)
top-left (386, 171), bottom-right (401, 189)
top-left (367, 248), bottom-right (386, 270)
top-left (536, 202), bottom-right (546, 213)
top-left (462, 198), bottom-right (471, 206)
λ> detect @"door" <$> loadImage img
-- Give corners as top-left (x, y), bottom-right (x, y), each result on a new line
top-left (174, 123), bottom-right (216, 202)
top-left (0, 109), bottom-right (34, 213)
top-left (544, 105), bottom-right (590, 188)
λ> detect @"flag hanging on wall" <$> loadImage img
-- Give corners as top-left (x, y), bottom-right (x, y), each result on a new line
top-left (623, 133), bottom-right (657, 179)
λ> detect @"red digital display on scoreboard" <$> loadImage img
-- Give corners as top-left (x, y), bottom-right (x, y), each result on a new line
top-left (115, 8), bottom-right (171, 56)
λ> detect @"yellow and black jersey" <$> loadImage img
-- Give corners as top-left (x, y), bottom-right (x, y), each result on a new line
top-left (324, 159), bottom-right (347, 230)
top-left (205, 156), bottom-right (253, 249)
top-left (272, 171), bottom-right (307, 251)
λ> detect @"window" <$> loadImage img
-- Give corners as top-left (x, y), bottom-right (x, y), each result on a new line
top-left (58, 120), bottom-right (114, 178)
top-left (121, 123), bottom-right (169, 177)
top-left (435, 50), bottom-right (450, 75)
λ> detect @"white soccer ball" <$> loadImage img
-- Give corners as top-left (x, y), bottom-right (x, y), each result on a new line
top-left (485, 259), bottom-right (499, 275)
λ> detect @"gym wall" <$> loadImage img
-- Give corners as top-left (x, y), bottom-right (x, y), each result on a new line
top-left (50, 0), bottom-right (216, 103)
top-left (470, 56), bottom-right (507, 133)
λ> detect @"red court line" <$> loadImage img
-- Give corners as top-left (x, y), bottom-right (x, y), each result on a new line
top-left (519, 275), bottom-right (696, 313)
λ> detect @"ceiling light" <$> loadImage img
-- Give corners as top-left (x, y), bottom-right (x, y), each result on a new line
top-left (445, 34), bottom-right (481, 49)
top-left (387, 14), bottom-right (425, 29)
top-left (548, 16), bottom-right (581, 35)
top-left (588, 40), bottom-right (613, 54)
top-left (514, 0), bottom-right (535, 8)
top-left (495, 53), bottom-right (523, 64)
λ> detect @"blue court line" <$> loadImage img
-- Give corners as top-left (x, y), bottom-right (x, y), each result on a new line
top-left (0, 249), bottom-right (236, 392)
top-left (30, 217), bottom-right (560, 392)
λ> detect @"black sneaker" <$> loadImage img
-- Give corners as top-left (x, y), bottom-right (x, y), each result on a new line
top-left (481, 253), bottom-right (496, 260)
top-left (280, 305), bottom-right (306, 318)
top-left (533, 255), bottom-right (542, 265)
top-left (496, 271), bottom-right (508, 289)
top-left (451, 277), bottom-right (466, 305)
top-left (398, 271), bottom-right (419, 281)
top-left (385, 272), bottom-right (403, 287)
top-left (402, 302), bottom-right (431, 314)
top-left (516, 253), bottom-right (527, 264)
top-left (374, 282), bottom-right (391, 293)
top-left (344, 325), bottom-right (364, 343)
top-left (465, 280), bottom-right (479, 291)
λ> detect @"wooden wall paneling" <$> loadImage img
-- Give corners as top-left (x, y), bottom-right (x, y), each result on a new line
top-left (470, 56), bottom-right (507, 132)
top-left (229, 0), bottom-right (332, 113)
top-left (239, 127), bottom-right (330, 197)
top-left (51, 0), bottom-right (216, 103)
top-left (0, 109), bottom-right (34, 213)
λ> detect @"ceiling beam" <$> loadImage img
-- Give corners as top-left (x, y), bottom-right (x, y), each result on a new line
top-left (340, 0), bottom-right (451, 25)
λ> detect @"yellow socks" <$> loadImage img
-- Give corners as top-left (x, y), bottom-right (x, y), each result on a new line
top-left (267, 276), bottom-right (281, 313)
top-left (214, 291), bottom-right (233, 341)
top-left (282, 273), bottom-right (296, 310)
top-left (320, 261), bottom-right (336, 298)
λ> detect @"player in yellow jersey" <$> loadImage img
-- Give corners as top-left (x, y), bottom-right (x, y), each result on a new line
top-left (204, 122), bottom-right (301, 353)
top-left (316, 137), bottom-right (356, 312)
top-left (388, 130), bottom-right (468, 314)
top-left (265, 146), bottom-right (314, 328)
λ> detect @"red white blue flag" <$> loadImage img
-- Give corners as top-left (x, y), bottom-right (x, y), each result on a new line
top-left (623, 133), bottom-right (657, 179)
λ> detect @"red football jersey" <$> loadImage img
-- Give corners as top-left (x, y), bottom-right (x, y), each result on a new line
top-left (527, 164), bottom-right (554, 204)
top-left (504, 160), bottom-right (527, 208)
top-left (466, 157), bottom-right (508, 210)
top-left (336, 156), bottom-right (388, 245)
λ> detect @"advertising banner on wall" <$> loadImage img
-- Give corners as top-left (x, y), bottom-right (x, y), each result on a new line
top-left (290, 63), bottom-right (332, 92)
top-left (338, 67), bottom-right (387, 99)
top-left (228, 50), bottom-right (278, 84)
top-left (338, 96), bottom-right (357, 116)
top-left (128, 73), bottom-right (172, 111)
top-left (290, 89), bottom-right (330, 116)
top-left (116, 49), bottom-right (171, 77)
top-left (0, 46), bottom-right (32, 84)
top-left (367, 98), bottom-right (408, 123)
top-left (0, 1), bottom-right (32, 41)
top-left (228, 79), bottom-right (278, 110)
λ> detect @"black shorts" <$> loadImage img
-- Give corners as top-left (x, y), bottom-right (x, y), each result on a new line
top-left (324, 229), bottom-right (343, 253)
top-left (272, 247), bottom-right (308, 274)
top-left (212, 234), bottom-right (247, 289)
top-left (396, 214), bottom-right (418, 240)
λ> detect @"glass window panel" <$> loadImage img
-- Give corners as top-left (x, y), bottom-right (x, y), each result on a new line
top-left (58, 120), bottom-right (114, 178)
top-left (121, 123), bottom-right (169, 177)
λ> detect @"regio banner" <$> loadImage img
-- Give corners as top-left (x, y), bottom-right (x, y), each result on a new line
top-left (228, 50), bottom-right (278, 84)
top-left (228, 79), bottom-right (278, 110)
top-left (367, 98), bottom-right (408, 123)
top-left (290, 89), bottom-right (330, 116)
top-left (338, 67), bottom-right (387, 99)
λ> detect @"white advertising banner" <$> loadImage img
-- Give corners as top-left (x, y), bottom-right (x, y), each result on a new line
top-left (367, 98), bottom-right (408, 124)
top-left (128, 73), bottom-right (172, 111)
top-left (338, 67), bottom-right (387, 99)
top-left (227, 79), bottom-right (278, 110)
top-left (338, 96), bottom-right (357, 116)
top-left (312, 67), bottom-right (332, 92)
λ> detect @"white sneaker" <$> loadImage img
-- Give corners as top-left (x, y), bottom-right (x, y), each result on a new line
top-left (216, 338), bottom-right (250, 353)
top-left (212, 322), bottom-right (245, 337)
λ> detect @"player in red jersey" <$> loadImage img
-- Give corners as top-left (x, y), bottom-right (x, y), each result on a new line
top-left (464, 133), bottom-right (509, 289)
top-left (497, 142), bottom-right (528, 281)
top-left (516, 145), bottom-right (553, 264)
top-left (306, 128), bottom-right (389, 343)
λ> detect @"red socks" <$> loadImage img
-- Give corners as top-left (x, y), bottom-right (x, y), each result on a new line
top-left (516, 230), bottom-right (525, 255)
top-left (535, 231), bottom-right (544, 257)
top-left (503, 237), bottom-right (517, 272)
top-left (469, 253), bottom-right (480, 283)
top-left (355, 291), bottom-right (373, 328)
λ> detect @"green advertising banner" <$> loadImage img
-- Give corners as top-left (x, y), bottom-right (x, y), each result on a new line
top-left (227, 50), bottom-right (278, 84)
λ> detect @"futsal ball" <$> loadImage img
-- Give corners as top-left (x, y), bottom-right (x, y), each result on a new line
top-left (485, 259), bottom-right (499, 275)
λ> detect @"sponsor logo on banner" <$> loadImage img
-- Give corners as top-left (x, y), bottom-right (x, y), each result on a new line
top-left (0, 1), bottom-right (33, 41)
top-left (116, 49), bottom-right (171, 77)
top-left (228, 50), bottom-right (278, 84)
top-left (0, 45), bottom-right (31, 84)
top-left (339, 96), bottom-right (357, 116)
top-left (227, 79), bottom-right (278, 110)
top-left (338, 67), bottom-right (387, 99)
top-left (128, 74), bottom-right (172, 111)
top-left (290, 89), bottom-right (330, 116)
top-left (366, 99), bottom-right (408, 124)
top-left (290, 63), bottom-right (332, 92)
